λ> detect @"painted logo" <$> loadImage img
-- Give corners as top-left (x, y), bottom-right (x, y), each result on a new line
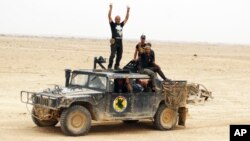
top-left (113, 96), bottom-right (127, 113)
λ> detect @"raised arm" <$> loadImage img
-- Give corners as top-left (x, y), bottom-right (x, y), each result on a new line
top-left (108, 3), bottom-right (113, 23)
top-left (124, 6), bottom-right (130, 24)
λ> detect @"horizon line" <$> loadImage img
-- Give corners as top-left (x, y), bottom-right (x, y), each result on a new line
top-left (0, 33), bottom-right (249, 47)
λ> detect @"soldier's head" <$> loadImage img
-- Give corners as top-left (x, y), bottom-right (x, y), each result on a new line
top-left (146, 42), bottom-right (151, 47)
top-left (140, 34), bottom-right (146, 43)
top-left (115, 16), bottom-right (121, 24)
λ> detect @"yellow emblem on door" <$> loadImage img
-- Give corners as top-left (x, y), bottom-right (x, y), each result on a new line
top-left (113, 96), bottom-right (127, 112)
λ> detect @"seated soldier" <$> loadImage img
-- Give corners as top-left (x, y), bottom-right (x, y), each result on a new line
top-left (132, 79), bottom-right (154, 93)
top-left (138, 45), bottom-right (171, 91)
top-left (132, 79), bottom-right (144, 93)
top-left (114, 77), bottom-right (132, 93)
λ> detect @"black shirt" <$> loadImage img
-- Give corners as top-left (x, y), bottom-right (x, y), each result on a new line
top-left (110, 21), bottom-right (124, 39)
top-left (135, 42), bottom-right (147, 57)
top-left (140, 51), bottom-right (155, 69)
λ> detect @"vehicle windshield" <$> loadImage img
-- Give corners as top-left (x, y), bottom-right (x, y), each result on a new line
top-left (71, 73), bottom-right (107, 90)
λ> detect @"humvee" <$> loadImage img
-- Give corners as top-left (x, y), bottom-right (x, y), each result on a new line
top-left (21, 59), bottom-right (188, 136)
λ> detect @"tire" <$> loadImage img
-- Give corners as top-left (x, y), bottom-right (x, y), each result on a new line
top-left (122, 120), bottom-right (139, 124)
top-left (32, 108), bottom-right (58, 127)
top-left (153, 104), bottom-right (177, 130)
top-left (60, 105), bottom-right (91, 136)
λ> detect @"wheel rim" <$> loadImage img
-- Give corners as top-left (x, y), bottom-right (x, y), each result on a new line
top-left (160, 108), bottom-right (175, 128)
top-left (69, 111), bottom-right (86, 131)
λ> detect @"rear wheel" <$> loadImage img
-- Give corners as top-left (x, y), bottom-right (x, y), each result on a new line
top-left (32, 107), bottom-right (58, 127)
top-left (60, 105), bottom-right (91, 136)
top-left (153, 104), bottom-right (177, 130)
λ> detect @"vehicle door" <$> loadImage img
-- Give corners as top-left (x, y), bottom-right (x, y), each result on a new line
top-left (106, 78), bottom-right (133, 117)
top-left (131, 79), bottom-right (156, 116)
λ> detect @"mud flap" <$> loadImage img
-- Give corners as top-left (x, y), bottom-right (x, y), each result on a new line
top-left (178, 107), bottom-right (188, 126)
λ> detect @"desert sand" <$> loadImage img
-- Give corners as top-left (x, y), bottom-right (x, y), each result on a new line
top-left (0, 35), bottom-right (250, 141)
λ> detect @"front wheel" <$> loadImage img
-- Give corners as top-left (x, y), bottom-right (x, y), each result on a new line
top-left (153, 104), bottom-right (177, 130)
top-left (60, 105), bottom-right (91, 136)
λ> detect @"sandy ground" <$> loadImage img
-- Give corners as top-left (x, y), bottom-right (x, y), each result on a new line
top-left (0, 35), bottom-right (250, 141)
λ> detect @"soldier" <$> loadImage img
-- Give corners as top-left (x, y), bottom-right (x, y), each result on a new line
top-left (133, 34), bottom-right (148, 60)
top-left (114, 77), bottom-right (132, 93)
top-left (139, 45), bottom-right (171, 91)
top-left (140, 45), bottom-right (171, 81)
top-left (107, 3), bottom-right (130, 70)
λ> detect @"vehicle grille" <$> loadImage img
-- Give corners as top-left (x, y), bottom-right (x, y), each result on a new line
top-left (34, 96), bottom-right (49, 106)
top-left (20, 91), bottom-right (59, 109)
top-left (33, 95), bottom-right (58, 108)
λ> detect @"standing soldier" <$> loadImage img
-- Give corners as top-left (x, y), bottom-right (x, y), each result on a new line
top-left (132, 35), bottom-right (149, 72)
top-left (107, 3), bottom-right (130, 70)
top-left (133, 34), bottom-right (148, 61)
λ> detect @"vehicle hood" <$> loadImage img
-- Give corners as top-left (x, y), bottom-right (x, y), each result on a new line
top-left (40, 87), bottom-right (103, 97)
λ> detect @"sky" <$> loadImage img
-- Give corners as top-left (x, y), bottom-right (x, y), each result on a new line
top-left (0, 0), bottom-right (250, 44)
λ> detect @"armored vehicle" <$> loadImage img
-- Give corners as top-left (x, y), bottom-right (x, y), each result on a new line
top-left (21, 67), bottom-right (188, 136)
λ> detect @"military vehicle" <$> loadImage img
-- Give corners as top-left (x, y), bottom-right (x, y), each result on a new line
top-left (20, 57), bottom-right (194, 136)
